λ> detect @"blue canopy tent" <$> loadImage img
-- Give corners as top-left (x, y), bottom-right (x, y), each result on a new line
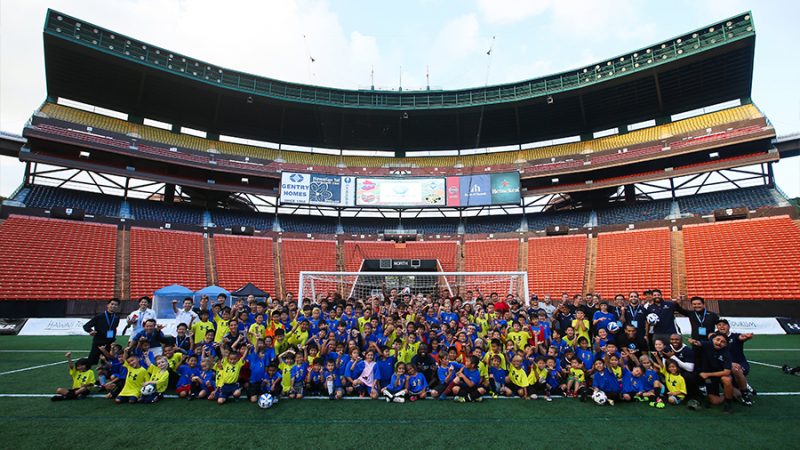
top-left (193, 285), bottom-right (232, 310)
top-left (153, 284), bottom-right (194, 319)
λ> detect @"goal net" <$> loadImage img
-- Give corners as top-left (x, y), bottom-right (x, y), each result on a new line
top-left (298, 271), bottom-right (529, 305)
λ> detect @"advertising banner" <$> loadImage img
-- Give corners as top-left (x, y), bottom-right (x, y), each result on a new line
top-left (490, 172), bottom-right (521, 205)
top-left (356, 178), bottom-right (446, 207)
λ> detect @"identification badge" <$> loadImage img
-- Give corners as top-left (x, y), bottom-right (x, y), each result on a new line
top-left (106, 330), bottom-right (115, 339)
top-left (631, 320), bottom-right (638, 328)
top-left (698, 327), bottom-right (707, 336)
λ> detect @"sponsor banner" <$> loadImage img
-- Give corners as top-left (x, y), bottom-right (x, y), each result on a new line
top-left (0, 318), bottom-right (27, 335)
top-left (341, 176), bottom-right (356, 207)
top-left (356, 178), bottom-right (446, 207)
top-left (459, 174), bottom-right (492, 206)
top-left (446, 177), bottom-right (461, 207)
top-left (19, 318), bottom-right (183, 336)
top-left (490, 172), bottom-right (521, 205)
top-left (777, 317), bottom-right (800, 335)
top-left (280, 172), bottom-right (311, 205)
top-left (675, 317), bottom-right (786, 335)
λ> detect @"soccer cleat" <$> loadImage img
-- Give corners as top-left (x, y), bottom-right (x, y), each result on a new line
top-left (393, 396), bottom-right (405, 403)
top-left (531, 394), bottom-right (538, 400)
top-left (740, 393), bottom-right (753, 406)
top-left (746, 384), bottom-right (757, 396)
top-left (454, 396), bottom-right (466, 403)
top-left (50, 395), bottom-right (65, 402)
top-left (687, 399), bottom-right (701, 411)
top-left (607, 399), bottom-right (614, 406)
top-left (545, 395), bottom-right (552, 402)
top-left (491, 392), bottom-right (498, 399)
top-left (473, 395), bottom-right (483, 403)
top-left (783, 365), bottom-right (792, 374)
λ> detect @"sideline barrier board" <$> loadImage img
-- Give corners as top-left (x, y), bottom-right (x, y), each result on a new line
top-left (675, 317), bottom-right (786, 335)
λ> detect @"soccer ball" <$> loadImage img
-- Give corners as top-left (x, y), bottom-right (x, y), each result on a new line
top-left (592, 390), bottom-right (608, 405)
top-left (258, 393), bottom-right (274, 409)
top-left (140, 384), bottom-right (156, 396)
top-left (646, 313), bottom-right (660, 325)
top-left (607, 321), bottom-right (621, 333)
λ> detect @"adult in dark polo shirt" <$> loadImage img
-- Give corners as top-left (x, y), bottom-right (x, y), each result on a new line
top-left (689, 333), bottom-right (735, 413)
top-left (83, 299), bottom-right (121, 366)
top-left (676, 296), bottom-right (719, 341)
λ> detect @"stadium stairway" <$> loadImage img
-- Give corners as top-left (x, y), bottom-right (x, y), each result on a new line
top-left (583, 236), bottom-right (597, 294)
top-left (670, 229), bottom-right (687, 299)
top-left (205, 235), bottom-right (217, 286)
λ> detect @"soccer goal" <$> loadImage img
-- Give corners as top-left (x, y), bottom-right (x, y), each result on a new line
top-left (298, 271), bottom-right (529, 306)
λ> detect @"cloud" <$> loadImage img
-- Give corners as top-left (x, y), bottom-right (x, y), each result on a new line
top-left (476, 0), bottom-right (552, 25)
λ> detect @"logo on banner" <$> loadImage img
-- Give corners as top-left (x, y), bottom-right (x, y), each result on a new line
top-left (290, 173), bottom-right (304, 183)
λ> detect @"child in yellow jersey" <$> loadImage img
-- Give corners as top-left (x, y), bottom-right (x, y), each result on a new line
top-left (506, 321), bottom-right (531, 351)
top-left (571, 310), bottom-right (590, 344)
top-left (248, 314), bottom-right (266, 347)
top-left (506, 355), bottom-right (533, 399)
top-left (214, 307), bottom-right (233, 343)
top-left (191, 310), bottom-right (216, 345)
top-left (528, 357), bottom-right (552, 401)
top-left (664, 360), bottom-right (687, 405)
top-left (566, 358), bottom-right (586, 398)
top-left (214, 341), bottom-right (249, 404)
top-left (607, 354), bottom-right (623, 381)
top-left (116, 347), bottom-right (149, 404)
top-left (141, 355), bottom-right (170, 403)
top-left (51, 352), bottom-right (95, 401)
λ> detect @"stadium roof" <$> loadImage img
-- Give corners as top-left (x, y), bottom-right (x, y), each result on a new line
top-left (43, 10), bottom-right (756, 153)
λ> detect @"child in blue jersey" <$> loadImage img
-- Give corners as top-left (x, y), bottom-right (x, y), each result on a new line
top-left (305, 359), bottom-right (326, 396)
top-left (176, 354), bottom-right (201, 398)
top-left (246, 347), bottom-right (269, 402)
top-left (192, 357), bottom-right (216, 399)
top-left (406, 364), bottom-right (428, 401)
top-left (98, 344), bottom-right (126, 398)
top-left (638, 355), bottom-right (665, 408)
top-left (430, 353), bottom-right (459, 399)
top-left (545, 357), bottom-right (563, 396)
top-left (591, 359), bottom-right (620, 405)
top-left (452, 356), bottom-right (485, 403)
top-left (575, 337), bottom-right (594, 371)
top-left (376, 346), bottom-right (397, 390)
top-left (262, 363), bottom-right (283, 398)
top-left (621, 365), bottom-right (646, 401)
top-left (382, 362), bottom-right (409, 403)
top-left (323, 358), bottom-right (343, 400)
top-left (487, 355), bottom-right (511, 397)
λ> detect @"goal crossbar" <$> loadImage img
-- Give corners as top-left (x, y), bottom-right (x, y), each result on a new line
top-left (298, 271), bottom-right (529, 307)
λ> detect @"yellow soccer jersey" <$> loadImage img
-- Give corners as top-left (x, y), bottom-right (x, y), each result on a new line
top-left (507, 330), bottom-right (531, 351)
top-left (167, 353), bottom-right (183, 372)
top-left (148, 368), bottom-right (170, 393)
top-left (571, 319), bottom-right (590, 343)
top-left (119, 362), bottom-right (148, 397)
top-left (482, 351), bottom-right (507, 370)
top-left (665, 372), bottom-right (687, 397)
top-left (610, 365), bottom-right (623, 380)
top-left (569, 367), bottom-right (585, 383)
top-left (279, 362), bottom-right (295, 391)
top-left (214, 315), bottom-right (228, 343)
top-left (528, 366), bottom-right (547, 385)
top-left (357, 316), bottom-right (370, 333)
top-left (248, 323), bottom-right (266, 346)
top-left (478, 361), bottom-right (488, 379)
top-left (191, 320), bottom-right (216, 344)
top-left (286, 328), bottom-right (309, 347)
top-left (508, 366), bottom-right (530, 387)
top-left (70, 367), bottom-right (96, 389)
top-left (218, 358), bottom-right (244, 386)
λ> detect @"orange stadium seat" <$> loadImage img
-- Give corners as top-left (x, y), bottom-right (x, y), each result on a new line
top-left (594, 228), bottom-right (671, 299)
top-left (464, 239), bottom-right (521, 295)
top-left (683, 216), bottom-right (800, 300)
top-left (214, 235), bottom-right (275, 295)
top-left (129, 227), bottom-right (206, 299)
top-left (528, 234), bottom-right (587, 298)
top-left (281, 239), bottom-right (338, 298)
top-left (0, 215), bottom-right (116, 300)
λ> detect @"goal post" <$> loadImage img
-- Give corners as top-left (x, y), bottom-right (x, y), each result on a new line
top-left (298, 271), bottom-right (529, 308)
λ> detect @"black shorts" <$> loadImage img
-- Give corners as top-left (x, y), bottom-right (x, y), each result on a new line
top-left (706, 378), bottom-right (722, 396)
top-left (246, 383), bottom-right (263, 398)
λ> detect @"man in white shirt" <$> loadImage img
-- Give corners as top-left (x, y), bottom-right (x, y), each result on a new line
top-left (536, 295), bottom-right (556, 319)
top-left (173, 297), bottom-right (199, 327)
top-left (124, 296), bottom-right (156, 336)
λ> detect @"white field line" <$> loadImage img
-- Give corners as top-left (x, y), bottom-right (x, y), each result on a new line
top-left (0, 360), bottom-right (67, 376)
top-left (749, 360), bottom-right (783, 369)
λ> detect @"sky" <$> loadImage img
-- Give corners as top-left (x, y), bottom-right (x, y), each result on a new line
top-left (0, 0), bottom-right (798, 198)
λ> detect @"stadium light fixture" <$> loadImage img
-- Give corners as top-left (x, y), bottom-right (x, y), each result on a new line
top-left (547, 96), bottom-right (554, 104)
top-left (709, 152), bottom-right (720, 159)
top-left (241, 177), bottom-right (249, 184)
top-left (246, 96), bottom-right (253, 104)
top-left (79, 151), bottom-right (90, 159)
top-left (551, 178), bottom-right (559, 184)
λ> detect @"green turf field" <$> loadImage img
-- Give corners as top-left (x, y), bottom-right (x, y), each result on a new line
top-left (1, 335), bottom-right (799, 449)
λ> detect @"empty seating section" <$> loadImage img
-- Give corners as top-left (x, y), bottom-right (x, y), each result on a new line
top-left (399, 218), bottom-right (459, 235)
top-left (23, 185), bottom-right (121, 216)
top-left (528, 235), bottom-right (587, 298)
top-left (39, 102), bottom-right (763, 168)
top-left (129, 228), bottom-right (206, 299)
top-left (594, 228), bottom-right (671, 300)
top-left (281, 239), bottom-right (337, 297)
top-left (343, 241), bottom-right (458, 273)
top-left (214, 235), bottom-right (275, 294)
top-left (128, 198), bottom-right (205, 224)
top-left (0, 215), bottom-right (116, 300)
top-left (526, 210), bottom-right (591, 231)
top-left (279, 215), bottom-right (337, 234)
top-left (464, 215), bottom-right (521, 233)
top-left (212, 210), bottom-right (274, 230)
top-left (340, 217), bottom-right (459, 235)
top-left (597, 199), bottom-right (673, 225)
top-left (678, 186), bottom-right (777, 215)
top-left (683, 216), bottom-right (800, 300)
top-left (464, 239), bottom-right (520, 295)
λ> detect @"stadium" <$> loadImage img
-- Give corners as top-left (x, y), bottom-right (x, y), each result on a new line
top-left (0, 4), bottom-right (799, 449)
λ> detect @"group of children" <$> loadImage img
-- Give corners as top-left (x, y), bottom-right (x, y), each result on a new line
top-left (53, 293), bottom-right (693, 407)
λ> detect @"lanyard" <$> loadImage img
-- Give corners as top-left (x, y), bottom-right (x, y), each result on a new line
top-left (105, 311), bottom-right (116, 328)
top-left (176, 335), bottom-right (187, 348)
top-left (628, 305), bottom-right (641, 318)
top-left (695, 309), bottom-right (707, 324)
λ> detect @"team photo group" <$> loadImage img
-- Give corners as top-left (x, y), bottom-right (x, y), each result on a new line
top-left (55, 288), bottom-right (755, 413)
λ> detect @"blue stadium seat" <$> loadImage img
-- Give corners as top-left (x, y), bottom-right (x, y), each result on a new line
top-left (22, 185), bottom-right (121, 217)
top-left (678, 186), bottom-right (777, 215)
top-left (596, 199), bottom-right (673, 225)
top-left (526, 210), bottom-right (591, 231)
top-left (128, 198), bottom-right (205, 224)
top-left (463, 215), bottom-right (521, 233)
top-left (212, 209), bottom-right (274, 230)
top-left (279, 214), bottom-right (338, 234)
top-left (401, 218), bottom-right (460, 234)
